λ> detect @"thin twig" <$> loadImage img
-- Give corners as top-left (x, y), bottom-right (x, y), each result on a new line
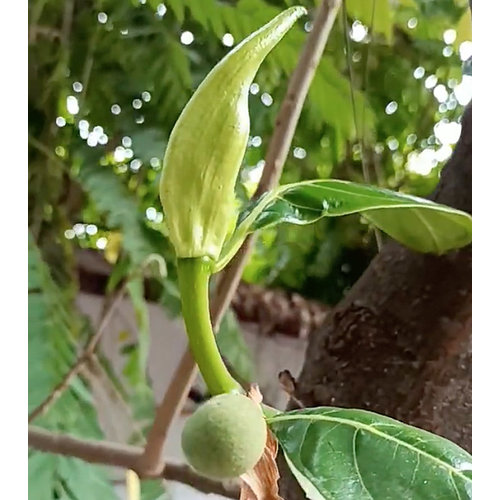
top-left (28, 134), bottom-right (67, 239)
top-left (28, 285), bottom-right (127, 423)
top-left (361, 0), bottom-right (377, 154)
top-left (29, 425), bottom-right (141, 469)
top-left (342, 2), bottom-right (383, 250)
top-left (139, 350), bottom-right (198, 473)
top-left (140, 0), bottom-right (342, 474)
top-left (28, 25), bottom-right (62, 41)
top-left (258, 0), bottom-right (343, 195)
top-left (60, 0), bottom-right (74, 48)
top-left (28, 135), bottom-right (67, 170)
top-left (216, 0), bottom-right (341, 331)
top-left (80, 31), bottom-right (98, 104)
top-left (28, 426), bottom-right (239, 499)
top-left (29, 0), bottom-right (50, 44)
top-left (342, 5), bottom-right (364, 179)
top-left (362, 0), bottom-right (383, 250)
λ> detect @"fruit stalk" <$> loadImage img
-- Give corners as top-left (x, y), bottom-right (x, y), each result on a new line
top-left (177, 257), bottom-right (240, 395)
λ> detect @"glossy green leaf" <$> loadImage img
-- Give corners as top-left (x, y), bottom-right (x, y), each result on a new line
top-left (217, 180), bottom-right (471, 269)
top-left (268, 407), bottom-right (472, 500)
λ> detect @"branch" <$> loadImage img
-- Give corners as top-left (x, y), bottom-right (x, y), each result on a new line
top-left (28, 25), bottom-right (62, 41)
top-left (139, 350), bottom-right (198, 473)
top-left (29, 425), bottom-right (141, 469)
top-left (60, 0), bottom-right (74, 48)
top-left (28, 135), bottom-right (67, 170)
top-left (28, 284), bottom-right (127, 423)
top-left (342, 2), bottom-right (383, 250)
top-left (139, 0), bottom-right (342, 474)
top-left (211, 0), bottom-right (342, 329)
top-left (257, 0), bottom-right (342, 195)
top-left (28, 426), bottom-right (239, 499)
top-left (161, 461), bottom-right (239, 499)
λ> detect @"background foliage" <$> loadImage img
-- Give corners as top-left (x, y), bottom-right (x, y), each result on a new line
top-left (28, 0), bottom-right (471, 497)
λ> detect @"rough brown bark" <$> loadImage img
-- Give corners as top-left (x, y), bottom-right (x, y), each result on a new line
top-left (279, 104), bottom-right (472, 498)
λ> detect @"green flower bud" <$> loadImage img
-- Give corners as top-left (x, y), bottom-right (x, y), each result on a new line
top-left (160, 7), bottom-right (306, 262)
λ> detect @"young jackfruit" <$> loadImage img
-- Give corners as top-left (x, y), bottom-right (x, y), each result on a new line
top-left (181, 393), bottom-right (267, 479)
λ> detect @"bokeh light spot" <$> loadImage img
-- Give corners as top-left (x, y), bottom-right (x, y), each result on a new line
top-left (222, 33), bottom-right (234, 47)
top-left (180, 31), bottom-right (194, 45)
top-left (261, 93), bottom-right (273, 106)
top-left (385, 101), bottom-right (398, 115)
top-left (413, 66), bottom-right (425, 79)
top-left (293, 147), bottom-right (307, 159)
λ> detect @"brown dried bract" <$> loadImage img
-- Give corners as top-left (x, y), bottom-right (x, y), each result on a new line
top-left (240, 385), bottom-right (283, 500)
top-left (247, 384), bottom-right (263, 405)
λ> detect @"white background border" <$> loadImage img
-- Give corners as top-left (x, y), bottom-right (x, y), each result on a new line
top-left (4, 0), bottom-right (495, 497)
top-left (1, 0), bottom-right (28, 496)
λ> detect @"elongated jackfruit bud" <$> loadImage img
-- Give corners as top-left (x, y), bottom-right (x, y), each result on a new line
top-left (160, 7), bottom-right (306, 262)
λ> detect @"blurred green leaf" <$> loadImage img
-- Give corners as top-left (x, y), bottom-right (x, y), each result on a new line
top-left (28, 232), bottom-right (115, 497)
top-left (346, 0), bottom-right (394, 43)
top-left (79, 164), bottom-right (164, 267)
top-left (455, 9), bottom-right (472, 46)
top-left (28, 232), bottom-right (79, 413)
top-left (129, 128), bottom-right (167, 163)
top-left (28, 453), bottom-right (57, 500)
top-left (166, 0), bottom-right (185, 23)
top-left (140, 479), bottom-right (169, 500)
top-left (217, 310), bottom-right (256, 384)
top-left (57, 457), bottom-right (117, 499)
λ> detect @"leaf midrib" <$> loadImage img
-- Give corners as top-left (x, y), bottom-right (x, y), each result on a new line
top-left (267, 413), bottom-right (472, 483)
top-left (279, 196), bottom-right (454, 218)
top-left (412, 208), bottom-right (441, 252)
top-left (279, 180), bottom-right (449, 209)
top-left (274, 181), bottom-right (467, 219)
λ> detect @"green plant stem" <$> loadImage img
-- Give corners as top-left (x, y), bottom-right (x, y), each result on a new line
top-left (177, 257), bottom-right (240, 395)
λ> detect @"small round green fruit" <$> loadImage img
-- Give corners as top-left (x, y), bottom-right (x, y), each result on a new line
top-left (181, 393), bottom-right (267, 479)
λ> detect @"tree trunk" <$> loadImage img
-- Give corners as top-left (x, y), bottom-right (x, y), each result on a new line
top-left (279, 104), bottom-right (472, 498)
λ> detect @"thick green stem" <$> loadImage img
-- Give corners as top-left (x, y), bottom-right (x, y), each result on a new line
top-left (177, 257), bottom-right (240, 395)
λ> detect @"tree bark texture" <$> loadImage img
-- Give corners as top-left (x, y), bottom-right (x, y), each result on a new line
top-left (279, 104), bottom-right (472, 498)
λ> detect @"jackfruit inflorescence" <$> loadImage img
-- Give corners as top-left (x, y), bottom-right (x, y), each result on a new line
top-left (181, 393), bottom-right (267, 479)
